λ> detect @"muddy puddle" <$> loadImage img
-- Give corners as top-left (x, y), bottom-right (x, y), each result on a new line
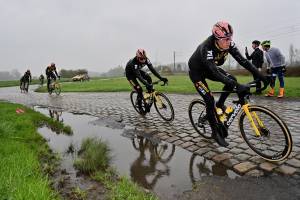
top-left (35, 106), bottom-right (239, 199)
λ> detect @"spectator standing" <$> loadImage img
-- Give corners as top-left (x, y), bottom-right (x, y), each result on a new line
top-left (245, 40), bottom-right (264, 93)
top-left (261, 40), bottom-right (286, 98)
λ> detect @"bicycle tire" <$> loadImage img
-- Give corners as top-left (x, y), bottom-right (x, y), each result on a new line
top-left (54, 83), bottom-right (61, 95)
top-left (153, 92), bottom-right (174, 121)
top-left (188, 99), bottom-right (212, 139)
top-left (154, 143), bottom-right (175, 163)
top-left (130, 91), bottom-right (146, 115)
top-left (239, 105), bottom-right (293, 162)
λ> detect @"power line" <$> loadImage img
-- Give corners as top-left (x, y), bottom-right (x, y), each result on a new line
top-left (240, 22), bottom-right (300, 40)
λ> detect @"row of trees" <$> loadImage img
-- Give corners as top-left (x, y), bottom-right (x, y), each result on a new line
top-left (59, 69), bottom-right (88, 78)
top-left (0, 69), bottom-right (21, 80)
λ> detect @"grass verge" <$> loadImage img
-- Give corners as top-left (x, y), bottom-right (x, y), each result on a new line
top-left (0, 101), bottom-right (71, 199)
top-left (75, 137), bottom-right (158, 200)
top-left (34, 75), bottom-right (300, 97)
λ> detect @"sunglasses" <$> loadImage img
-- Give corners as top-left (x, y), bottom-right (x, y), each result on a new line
top-left (138, 57), bottom-right (146, 62)
top-left (218, 36), bottom-right (232, 42)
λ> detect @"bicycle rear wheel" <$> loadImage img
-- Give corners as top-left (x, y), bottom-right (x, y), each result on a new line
top-left (154, 92), bottom-right (174, 121)
top-left (239, 105), bottom-right (292, 162)
top-left (130, 91), bottom-right (146, 115)
top-left (188, 99), bottom-right (212, 139)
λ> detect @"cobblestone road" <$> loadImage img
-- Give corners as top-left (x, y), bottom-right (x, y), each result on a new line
top-left (1, 86), bottom-right (299, 177)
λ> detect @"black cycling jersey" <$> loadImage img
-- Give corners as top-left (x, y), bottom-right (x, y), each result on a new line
top-left (188, 35), bottom-right (262, 86)
top-left (125, 57), bottom-right (162, 87)
top-left (22, 71), bottom-right (32, 82)
top-left (46, 66), bottom-right (58, 77)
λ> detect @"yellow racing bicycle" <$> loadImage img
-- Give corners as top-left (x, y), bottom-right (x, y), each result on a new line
top-left (188, 79), bottom-right (293, 162)
top-left (130, 80), bottom-right (174, 121)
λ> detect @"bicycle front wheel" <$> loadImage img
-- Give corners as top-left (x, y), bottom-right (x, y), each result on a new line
top-left (239, 105), bottom-right (292, 162)
top-left (188, 99), bottom-right (212, 139)
top-left (54, 83), bottom-right (61, 95)
top-left (154, 92), bottom-right (174, 121)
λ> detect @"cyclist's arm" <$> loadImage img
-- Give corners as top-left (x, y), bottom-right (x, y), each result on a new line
top-left (202, 48), bottom-right (237, 88)
top-left (230, 44), bottom-right (265, 81)
top-left (54, 70), bottom-right (59, 77)
top-left (29, 73), bottom-right (32, 82)
top-left (146, 59), bottom-right (162, 80)
top-left (134, 69), bottom-right (152, 87)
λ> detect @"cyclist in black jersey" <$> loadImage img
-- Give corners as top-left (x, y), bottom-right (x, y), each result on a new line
top-left (21, 69), bottom-right (32, 83)
top-left (20, 69), bottom-right (32, 90)
top-left (126, 49), bottom-right (168, 113)
top-left (46, 62), bottom-right (60, 92)
top-left (188, 21), bottom-right (267, 147)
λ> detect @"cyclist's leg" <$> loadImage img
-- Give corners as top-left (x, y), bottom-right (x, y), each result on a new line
top-left (140, 71), bottom-right (153, 92)
top-left (127, 74), bottom-right (144, 111)
top-left (46, 73), bottom-right (51, 92)
top-left (189, 71), bottom-right (228, 147)
top-left (51, 72), bottom-right (57, 81)
top-left (209, 67), bottom-right (236, 110)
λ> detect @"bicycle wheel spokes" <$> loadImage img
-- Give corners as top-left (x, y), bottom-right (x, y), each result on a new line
top-left (240, 106), bottom-right (292, 161)
top-left (188, 99), bottom-right (212, 139)
top-left (154, 92), bottom-right (174, 121)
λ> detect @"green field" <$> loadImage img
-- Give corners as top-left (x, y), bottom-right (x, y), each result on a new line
top-left (35, 75), bottom-right (300, 97)
top-left (0, 79), bottom-right (40, 87)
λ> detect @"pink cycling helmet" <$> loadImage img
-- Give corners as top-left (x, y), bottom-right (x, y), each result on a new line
top-left (212, 21), bottom-right (233, 39)
top-left (136, 49), bottom-right (147, 59)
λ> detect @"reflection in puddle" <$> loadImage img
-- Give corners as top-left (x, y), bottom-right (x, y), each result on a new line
top-left (130, 136), bottom-right (174, 190)
top-left (49, 108), bottom-right (63, 122)
top-left (35, 106), bottom-right (238, 199)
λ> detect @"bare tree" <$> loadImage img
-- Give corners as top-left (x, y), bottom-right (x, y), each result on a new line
top-left (289, 44), bottom-right (296, 65)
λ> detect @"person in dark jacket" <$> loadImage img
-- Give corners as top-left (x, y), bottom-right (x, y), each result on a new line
top-left (245, 40), bottom-right (264, 93)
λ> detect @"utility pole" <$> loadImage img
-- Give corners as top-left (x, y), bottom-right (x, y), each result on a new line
top-left (173, 51), bottom-right (176, 72)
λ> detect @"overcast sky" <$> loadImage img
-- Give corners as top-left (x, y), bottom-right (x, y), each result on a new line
top-left (0, 0), bottom-right (299, 75)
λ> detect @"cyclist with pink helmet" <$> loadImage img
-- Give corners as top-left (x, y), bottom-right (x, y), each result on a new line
top-left (188, 21), bottom-right (267, 147)
top-left (126, 49), bottom-right (168, 113)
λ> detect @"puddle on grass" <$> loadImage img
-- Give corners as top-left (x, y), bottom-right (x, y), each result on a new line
top-left (35, 106), bottom-right (239, 199)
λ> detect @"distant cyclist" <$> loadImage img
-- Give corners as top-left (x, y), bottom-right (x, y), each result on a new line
top-left (125, 49), bottom-right (168, 112)
top-left (20, 69), bottom-right (32, 91)
top-left (188, 21), bottom-right (267, 147)
top-left (39, 74), bottom-right (45, 86)
top-left (46, 62), bottom-right (60, 92)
